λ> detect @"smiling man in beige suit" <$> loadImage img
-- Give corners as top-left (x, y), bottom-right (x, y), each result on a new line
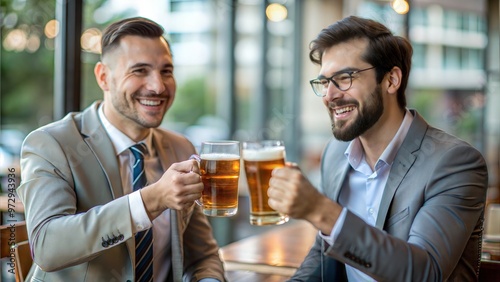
top-left (18, 17), bottom-right (225, 282)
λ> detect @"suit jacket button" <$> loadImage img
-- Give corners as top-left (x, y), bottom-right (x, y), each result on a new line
top-left (119, 234), bottom-right (124, 241)
top-left (102, 241), bottom-right (108, 248)
top-left (365, 263), bottom-right (372, 268)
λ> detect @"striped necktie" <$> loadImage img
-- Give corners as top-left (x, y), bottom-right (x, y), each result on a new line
top-left (130, 143), bottom-right (153, 282)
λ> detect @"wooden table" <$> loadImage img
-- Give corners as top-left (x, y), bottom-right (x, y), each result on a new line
top-left (220, 220), bottom-right (500, 282)
top-left (220, 220), bottom-right (317, 281)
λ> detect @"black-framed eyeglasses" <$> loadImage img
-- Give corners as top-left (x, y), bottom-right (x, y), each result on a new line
top-left (309, 66), bottom-right (376, 97)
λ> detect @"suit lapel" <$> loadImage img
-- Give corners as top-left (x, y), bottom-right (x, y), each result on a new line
top-left (152, 130), bottom-right (175, 172)
top-left (322, 140), bottom-right (350, 201)
top-left (170, 210), bottom-right (183, 281)
top-left (329, 158), bottom-right (350, 201)
top-left (78, 102), bottom-right (136, 260)
top-left (375, 110), bottom-right (428, 228)
top-left (80, 102), bottom-right (124, 199)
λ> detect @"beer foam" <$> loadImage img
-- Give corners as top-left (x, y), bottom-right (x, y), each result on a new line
top-left (200, 153), bottom-right (240, 161)
top-left (242, 147), bottom-right (285, 161)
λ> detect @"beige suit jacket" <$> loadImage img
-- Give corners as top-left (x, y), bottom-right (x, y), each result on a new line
top-left (18, 101), bottom-right (225, 282)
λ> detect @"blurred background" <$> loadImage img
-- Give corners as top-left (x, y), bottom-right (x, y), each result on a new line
top-left (1, 0), bottom-right (499, 275)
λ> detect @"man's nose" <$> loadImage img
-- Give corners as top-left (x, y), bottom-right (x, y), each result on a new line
top-left (324, 80), bottom-right (343, 100)
top-left (146, 72), bottom-right (166, 94)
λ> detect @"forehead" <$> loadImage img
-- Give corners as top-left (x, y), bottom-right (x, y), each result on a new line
top-left (319, 38), bottom-right (369, 74)
top-left (103, 35), bottom-right (172, 64)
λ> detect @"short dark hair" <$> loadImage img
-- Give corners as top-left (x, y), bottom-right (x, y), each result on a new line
top-left (309, 16), bottom-right (412, 109)
top-left (100, 17), bottom-right (169, 59)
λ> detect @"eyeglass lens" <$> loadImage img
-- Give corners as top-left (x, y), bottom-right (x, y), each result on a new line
top-left (311, 66), bottom-right (376, 96)
top-left (311, 73), bottom-right (353, 96)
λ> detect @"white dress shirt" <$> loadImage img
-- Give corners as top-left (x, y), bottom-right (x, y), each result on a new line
top-left (98, 105), bottom-right (171, 281)
top-left (320, 109), bottom-right (413, 281)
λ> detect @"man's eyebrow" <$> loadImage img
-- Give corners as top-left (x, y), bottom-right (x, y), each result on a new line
top-left (130, 63), bottom-right (152, 69)
top-left (317, 67), bottom-right (359, 79)
top-left (129, 62), bottom-right (174, 69)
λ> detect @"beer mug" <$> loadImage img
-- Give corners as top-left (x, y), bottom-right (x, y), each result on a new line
top-left (194, 141), bottom-right (240, 217)
top-left (242, 140), bottom-right (289, 225)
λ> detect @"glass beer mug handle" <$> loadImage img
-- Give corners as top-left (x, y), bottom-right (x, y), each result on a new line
top-left (189, 154), bottom-right (203, 207)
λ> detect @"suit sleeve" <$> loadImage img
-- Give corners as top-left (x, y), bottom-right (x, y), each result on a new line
top-left (18, 129), bottom-right (135, 271)
top-left (288, 234), bottom-right (325, 281)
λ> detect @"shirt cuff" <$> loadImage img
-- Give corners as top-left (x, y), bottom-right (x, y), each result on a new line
top-left (318, 207), bottom-right (348, 246)
top-left (199, 278), bottom-right (220, 282)
top-left (128, 190), bottom-right (153, 233)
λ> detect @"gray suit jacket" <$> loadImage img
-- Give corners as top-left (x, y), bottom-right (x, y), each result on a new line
top-left (291, 110), bottom-right (488, 282)
top-left (18, 101), bottom-right (225, 282)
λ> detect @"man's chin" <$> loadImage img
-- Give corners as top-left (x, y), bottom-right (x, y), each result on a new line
top-left (138, 118), bottom-right (163, 129)
top-left (333, 132), bottom-right (354, 142)
top-left (332, 125), bottom-right (356, 142)
top-left (139, 112), bottom-right (166, 128)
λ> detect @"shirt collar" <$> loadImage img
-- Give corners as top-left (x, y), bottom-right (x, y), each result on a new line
top-left (345, 108), bottom-right (414, 168)
top-left (98, 103), bottom-right (153, 156)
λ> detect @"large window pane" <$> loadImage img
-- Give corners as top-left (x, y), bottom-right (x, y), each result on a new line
top-left (1, 0), bottom-right (56, 134)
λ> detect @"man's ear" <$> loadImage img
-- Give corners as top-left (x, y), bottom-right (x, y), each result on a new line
top-left (94, 62), bottom-right (109, 91)
top-left (385, 66), bottom-right (402, 95)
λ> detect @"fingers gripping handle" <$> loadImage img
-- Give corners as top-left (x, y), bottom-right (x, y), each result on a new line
top-left (189, 154), bottom-right (201, 163)
top-left (189, 154), bottom-right (203, 207)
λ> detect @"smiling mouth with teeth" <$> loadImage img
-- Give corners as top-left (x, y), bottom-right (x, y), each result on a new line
top-left (335, 106), bottom-right (355, 115)
top-left (139, 99), bottom-right (162, 106)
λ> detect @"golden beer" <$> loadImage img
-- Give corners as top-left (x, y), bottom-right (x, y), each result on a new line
top-left (243, 141), bottom-right (289, 225)
top-left (200, 153), bottom-right (240, 216)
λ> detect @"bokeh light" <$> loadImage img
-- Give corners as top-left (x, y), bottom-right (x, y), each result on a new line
top-left (26, 34), bottom-right (41, 53)
top-left (392, 0), bottom-right (409, 15)
top-left (44, 19), bottom-right (59, 39)
top-left (81, 28), bottom-right (102, 54)
top-left (3, 29), bottom-right (28, 52)
top-left (266, 3), bottom-right (287, 22)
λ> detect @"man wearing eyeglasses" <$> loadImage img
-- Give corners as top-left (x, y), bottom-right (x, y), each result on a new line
top-left (268, 16), bottom-right (488, 281)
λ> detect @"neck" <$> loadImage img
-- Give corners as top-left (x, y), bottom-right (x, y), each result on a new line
top-left (127, 129), bottom-right (150, 143)
top-left (359, 108), bottom-right (405, 170)
top-left (101, 102), bottom-right (151, 142)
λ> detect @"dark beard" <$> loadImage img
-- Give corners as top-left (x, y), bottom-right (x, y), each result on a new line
top-left (332, 85), bottom-right (384, 141)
